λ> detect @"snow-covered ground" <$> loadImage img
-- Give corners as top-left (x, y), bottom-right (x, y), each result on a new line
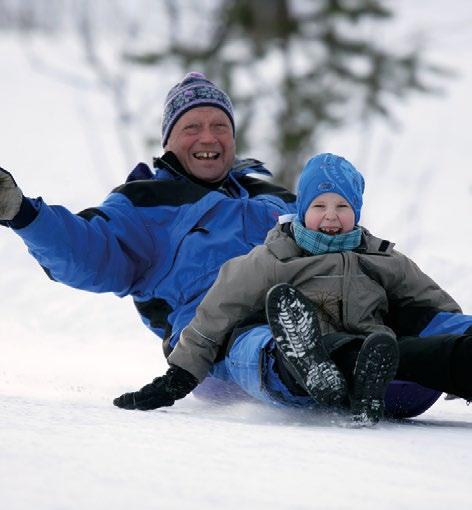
top-left (1, 2), bottom-right (472, 509)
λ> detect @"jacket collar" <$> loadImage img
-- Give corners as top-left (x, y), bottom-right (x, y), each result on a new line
top-left (153, 152), bottom-right (272, 184)
top-left (356, 228), bottom-right (395, 255)
top-left (126, 152), bottom-right (272, 186)
top-left (265, 222), bottom-right (395, 261)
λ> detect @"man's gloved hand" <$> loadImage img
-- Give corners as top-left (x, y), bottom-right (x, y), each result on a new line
top-left (0, 168), bottom-right (23, 220)
top-left (113, 365), bottom-right (199, 410)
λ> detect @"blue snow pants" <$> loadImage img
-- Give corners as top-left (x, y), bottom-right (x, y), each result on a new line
top-left (197, 312), bottom-right (472, 418)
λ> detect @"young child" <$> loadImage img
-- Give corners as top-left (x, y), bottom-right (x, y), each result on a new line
top-left (115, 153), bottom-right (467, 425)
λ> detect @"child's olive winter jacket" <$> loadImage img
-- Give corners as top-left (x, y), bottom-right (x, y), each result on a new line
top-left (171, 220), bottom-right (461, 381)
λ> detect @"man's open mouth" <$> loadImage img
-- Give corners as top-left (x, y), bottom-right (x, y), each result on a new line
top-left (193, 152), bottom-right (219, 160)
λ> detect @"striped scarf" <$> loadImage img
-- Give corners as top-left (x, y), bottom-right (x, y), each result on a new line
top-left (292, 219), bottom-right (362, 255)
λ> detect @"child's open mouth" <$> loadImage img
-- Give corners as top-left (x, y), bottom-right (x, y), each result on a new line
top-left (320, 227), bottom-right (341, 236)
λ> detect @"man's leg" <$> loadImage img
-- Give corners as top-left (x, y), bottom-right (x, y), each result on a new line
top-left (221, 324), bottom-right (315, 407)
top-left (420, 312), bottom-right (472, 337)
top-left (199, 316), bottom-right (316, 406)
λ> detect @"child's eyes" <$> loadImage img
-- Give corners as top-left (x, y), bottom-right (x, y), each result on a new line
top-left (311, 203), bottom-right (349, 209)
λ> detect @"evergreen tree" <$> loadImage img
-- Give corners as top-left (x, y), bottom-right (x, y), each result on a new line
top-left (125, 0), bottom-right (444, 189)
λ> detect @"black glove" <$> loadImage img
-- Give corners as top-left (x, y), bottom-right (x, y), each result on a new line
top-left (113, 365), bottom-right (198, 411)
top-left (0, 168), bottom-right (23, 220)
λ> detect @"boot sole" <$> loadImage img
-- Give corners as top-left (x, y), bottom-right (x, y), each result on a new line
top-left (266, 284), bottom-right (347, 407)
top-left (351, 333), bottom-right (399, 427)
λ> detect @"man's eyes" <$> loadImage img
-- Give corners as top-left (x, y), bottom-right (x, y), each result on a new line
top-left (213, 123), bottom-right (230, 132)
top-left (183, 123), bottom-right (229, 132)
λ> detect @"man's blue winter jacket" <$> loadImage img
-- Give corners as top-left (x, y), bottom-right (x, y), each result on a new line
top-left (13, 154), bottom-right (296, 355)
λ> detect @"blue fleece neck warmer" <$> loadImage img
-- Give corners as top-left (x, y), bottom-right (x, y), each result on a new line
top-left (292, 219), bottom-right (362, 255)
top-left (296, 153), bottom-right (365, 224)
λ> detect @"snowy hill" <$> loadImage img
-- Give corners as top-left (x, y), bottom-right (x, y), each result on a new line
top-left (1, 2), bottom-right (472, 509)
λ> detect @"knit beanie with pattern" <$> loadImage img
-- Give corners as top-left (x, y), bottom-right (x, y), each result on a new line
top-left (161, 72), bottom-right (234, 147)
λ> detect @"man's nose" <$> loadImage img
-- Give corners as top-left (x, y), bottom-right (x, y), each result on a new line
top-left (199, 127), bottom-right (218, 143)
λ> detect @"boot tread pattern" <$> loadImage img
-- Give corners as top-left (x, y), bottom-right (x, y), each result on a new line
top-left (351, 333), bottom-right (399, 427)
top-left (266, 284), bottom-right (347, 407)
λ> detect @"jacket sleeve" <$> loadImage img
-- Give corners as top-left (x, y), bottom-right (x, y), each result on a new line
top-left (12, 192), bottom-right (156, 296)
top-left (382, 250), bottom-right (462, 335)
top-left (168, 245), bottom-right (277, 382)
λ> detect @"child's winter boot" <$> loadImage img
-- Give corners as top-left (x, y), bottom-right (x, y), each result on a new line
top-left (266, 283), bottom-right (347, 407)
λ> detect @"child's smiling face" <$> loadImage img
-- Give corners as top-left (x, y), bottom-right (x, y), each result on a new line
top-left (304, 192), bottom-right (355, 234)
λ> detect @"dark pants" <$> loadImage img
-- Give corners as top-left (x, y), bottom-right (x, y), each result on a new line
top-left (332, 333), bottom-right (472, 400)
top-left (275, 333), bottom-right (472, 400)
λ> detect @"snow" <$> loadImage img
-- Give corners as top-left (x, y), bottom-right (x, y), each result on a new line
top-left (1, 2), bottom-right (472, 509)
top-left (2, 395), bottom-right (472, 509)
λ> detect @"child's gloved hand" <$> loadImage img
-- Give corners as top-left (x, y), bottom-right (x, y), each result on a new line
top-left (0, 168), bottom-right (23, 220)
top-left (113, 365), bottom-right (198, 410)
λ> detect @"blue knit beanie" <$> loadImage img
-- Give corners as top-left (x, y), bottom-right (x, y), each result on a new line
top-left (296, 153), bottom-right (365, 224)
top-left (161, 72), bottom-right (235, 147)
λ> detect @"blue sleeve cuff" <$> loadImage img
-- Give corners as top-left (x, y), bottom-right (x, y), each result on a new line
top-left (8, 197), bottom-right (41, 229)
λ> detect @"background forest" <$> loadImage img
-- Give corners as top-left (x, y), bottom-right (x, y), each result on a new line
top-left (0, 0), bottom-right (451, 188)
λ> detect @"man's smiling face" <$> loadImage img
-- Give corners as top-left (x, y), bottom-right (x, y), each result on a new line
top-left (165, 106), bottom-right (235, 183)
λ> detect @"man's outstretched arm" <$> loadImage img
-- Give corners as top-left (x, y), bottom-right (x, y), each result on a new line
top-left (0, 167), bottom-right (155, 296)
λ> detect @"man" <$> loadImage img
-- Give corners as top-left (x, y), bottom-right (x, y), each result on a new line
top-left (0, 72), bottom-right (298, 404)
top-left (1, 72), bottom-right (470, 416)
